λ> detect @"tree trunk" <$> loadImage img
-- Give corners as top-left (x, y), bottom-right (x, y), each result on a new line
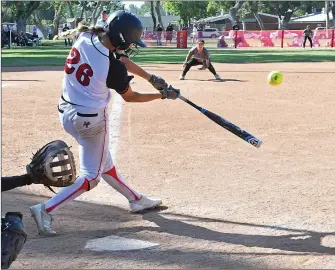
top-left (155, 1), bottom-right (164, 29)
top-left (68, 1), bottom-right (74, 18)
top-left (85, 6), bottom-right (88, 22)
top-left (254, 11), bottom-right (265, 30)
top-left (80, 2), bottom-right (86, 20)
top-left (90, 1), bottom-right (102, 25)
top-left (52, 2), bottom-right (65, 36)
top-left (150, 1), bottom-right (157, 30)
top-left (14, 1), bottom-right (40, 33)
top-left (16, 19), bottom-right (27, 34)
top-left (325, 1), bottom-right (329, 29)
top-left (31, 10), bottom-right (46, 36)
top-left (331, 1), bottom-right (335, 27)
top-left (229, 1), bottom-right (245, 26)
top-left (280, 9), bottom-right (293, 30)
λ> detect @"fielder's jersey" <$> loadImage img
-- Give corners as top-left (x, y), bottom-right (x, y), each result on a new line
top-left (189, 47), bottom-right (210, 61)
top-left (62, 32), bottom-right (132, 108)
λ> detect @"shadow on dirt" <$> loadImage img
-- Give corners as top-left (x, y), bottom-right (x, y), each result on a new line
top-left (187, 78), bottom-right (248, 82)
top-left (3, 190), bottom-right (334, 269)
top-left (2, 79), bottom-right (43, 82)
top-left (142, 212), bottom-right (335, 255)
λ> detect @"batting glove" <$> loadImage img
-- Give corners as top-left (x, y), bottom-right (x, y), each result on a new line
top-left (149, 74), bottom-right (168, 90)
top-left (159, 85), bottom-right (180, 100)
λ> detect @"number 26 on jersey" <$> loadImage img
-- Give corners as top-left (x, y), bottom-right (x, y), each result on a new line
top-left (64, 47), bottom-right (94, 87)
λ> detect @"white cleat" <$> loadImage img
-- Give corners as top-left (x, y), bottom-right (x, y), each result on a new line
top-left (214, 74), bottom-right (222, 80)
top-left (30, 203), bottom-right (56, 236)
top-left (129, 195), bottom-right (162, 213)
top-left (179, 75), bottom-right (185, 80)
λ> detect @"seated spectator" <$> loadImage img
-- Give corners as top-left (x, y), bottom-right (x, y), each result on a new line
top-left (17, 31), bottom-right (28, 46)
top-left (32, 31), bottom-right (40, 46)
top-left (217, 35), bottom-right (228, 48)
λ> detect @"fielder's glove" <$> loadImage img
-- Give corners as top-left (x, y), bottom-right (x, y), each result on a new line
top-left (159, 85), bottom-right (180, 100)
top-left (26, 140), bottom-right (76, 191)
top-left (149, 74), bottom-right (167, 90)
top-left (198, 59), bottom-right (210, 70)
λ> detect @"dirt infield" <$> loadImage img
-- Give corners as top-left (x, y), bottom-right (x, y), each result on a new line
top-left (2, 63), bottom-right (335, 269)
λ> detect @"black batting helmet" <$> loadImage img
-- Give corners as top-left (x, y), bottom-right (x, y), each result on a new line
top-left (105, 10), bottom-right (146, 50)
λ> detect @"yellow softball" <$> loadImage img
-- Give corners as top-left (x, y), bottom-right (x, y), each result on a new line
top-left (267, 71), bottom-right (283, 86)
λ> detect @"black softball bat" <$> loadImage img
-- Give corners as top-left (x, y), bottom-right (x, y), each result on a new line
top-left (178, 95), bottom-right (263, 148)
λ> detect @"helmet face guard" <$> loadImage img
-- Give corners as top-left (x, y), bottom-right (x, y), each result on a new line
top-left (125, 44), bottom-right (140, 58)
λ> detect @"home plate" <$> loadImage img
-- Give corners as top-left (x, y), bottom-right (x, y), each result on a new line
top-left (85, 235), bottom-right (160, 251)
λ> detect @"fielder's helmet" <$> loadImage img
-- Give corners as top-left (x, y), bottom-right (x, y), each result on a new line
top-left (105, 10), bottom-right (146, 50)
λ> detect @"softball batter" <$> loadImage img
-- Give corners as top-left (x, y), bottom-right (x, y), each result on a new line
top-left (179, 39), bottom-right (221, 81)
top-left (30, 10), bottom-right (180, 236)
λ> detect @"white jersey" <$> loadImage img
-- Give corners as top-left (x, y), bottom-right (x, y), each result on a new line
top-left (62, 32), bottom-right (131, 108)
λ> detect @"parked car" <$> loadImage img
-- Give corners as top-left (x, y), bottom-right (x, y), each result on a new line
top-left (190, 28), bottom-right (220, 38)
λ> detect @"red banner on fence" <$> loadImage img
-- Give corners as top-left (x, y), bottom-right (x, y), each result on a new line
top-left (141, 29), bottom-right (335, 49)
top-left (176, 31), bottom-right (187, 48)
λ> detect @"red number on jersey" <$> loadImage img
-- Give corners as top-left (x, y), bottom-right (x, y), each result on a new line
top-left (64, 47), bottom-right (94, 86)
top-left (64, 47), bottom-right (80, 74)
top-left (76, 64), bottom-right (94, 87)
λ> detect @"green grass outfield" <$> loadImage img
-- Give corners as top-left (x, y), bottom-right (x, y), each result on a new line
top-left (1, 41), bottom-right (334, 67)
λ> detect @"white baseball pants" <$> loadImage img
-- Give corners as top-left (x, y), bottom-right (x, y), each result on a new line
top-left (44, 98), bottom-right (141, 214)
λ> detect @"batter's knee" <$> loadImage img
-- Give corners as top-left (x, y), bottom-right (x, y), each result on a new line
top-left (76, 173), bottom-right (101, 191)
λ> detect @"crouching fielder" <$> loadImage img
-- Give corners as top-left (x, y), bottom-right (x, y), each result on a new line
top-left (179, 39), bottom-right (221, 81)
top-left (30, 10), bottom-right (180, 236)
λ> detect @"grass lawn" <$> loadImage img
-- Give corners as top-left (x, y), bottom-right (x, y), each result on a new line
top-left (1, 41), bottom-right (335, 67)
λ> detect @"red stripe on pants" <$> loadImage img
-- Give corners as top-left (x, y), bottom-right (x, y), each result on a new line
top-left (103, 167), bottom-right (141, 201)
top-left (46, 178), bottom-right (89, 213)
top-left (46, 109), bottom-right (108, 213)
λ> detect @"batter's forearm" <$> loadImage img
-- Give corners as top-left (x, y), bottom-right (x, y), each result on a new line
top-left (127, 92), bottom-right (162, 102)
top-left (120, 57), bottom-right (151, 81)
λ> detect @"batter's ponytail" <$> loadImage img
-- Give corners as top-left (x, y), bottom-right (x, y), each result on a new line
top-left (53, 23), bottom-right (105, 41)
top-left (76, 24), bottom-right (105, 36)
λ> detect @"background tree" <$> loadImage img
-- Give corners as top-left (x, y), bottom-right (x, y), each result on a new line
top-left (249, 1), bottom-right (265, 30)
top-left (331, 1), bottom-right (335, 26)
top-left (128, 4), bottom-right (139, 14)
top-left (3, 1), bottom-right (40, 33)
top-left (164, 1), bottom-right (209, 24)
top-left (28, 1), bottom-right (54, 34)
top-left (229, 1), bottom-right (245, 25)
top-left (206, 1), bottom-right (244, 26)
top-left (150, 1), bottom-right (157, 29)
top-left (138, 2), bottom-right (151, 16)
top-left (155, 1), bottom-right (164, 28)
top-left (51, 1), bottom-right (65, 36)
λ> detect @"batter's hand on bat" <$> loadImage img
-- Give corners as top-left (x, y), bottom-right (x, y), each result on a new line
top-left (159, 85), bottom-right (180, 100)
top-left (149, 74), bottom-right (167, 90)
